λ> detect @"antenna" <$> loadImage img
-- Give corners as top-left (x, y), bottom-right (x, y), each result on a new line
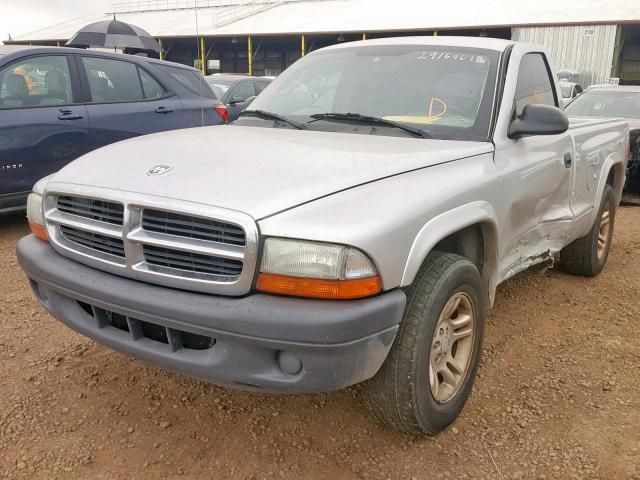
top-left (194, 3), bottom-right (206, 128)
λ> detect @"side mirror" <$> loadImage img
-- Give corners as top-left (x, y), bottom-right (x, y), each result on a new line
top-left (508, 104), bottom-right (569, 139)
top-left (245, 95), bottom-right (257, 106)
top-left (229, 96), bottom-right (246, 106)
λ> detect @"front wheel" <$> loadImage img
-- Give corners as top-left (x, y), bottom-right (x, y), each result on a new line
top-left (361, 251), bottom-right (485, 436)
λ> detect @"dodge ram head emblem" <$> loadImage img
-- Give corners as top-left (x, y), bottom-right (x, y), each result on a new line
top-left (147, 165), bottom-right (173, 176)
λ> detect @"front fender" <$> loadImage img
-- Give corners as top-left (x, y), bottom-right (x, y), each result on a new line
top-left (400, 201), bottom-right (500, 305)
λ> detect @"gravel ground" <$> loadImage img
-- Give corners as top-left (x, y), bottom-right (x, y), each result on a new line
top-left (1, 208), bottom-right (639, 480)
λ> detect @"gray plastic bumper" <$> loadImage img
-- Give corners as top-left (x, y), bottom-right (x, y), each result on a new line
top-left (17, 235), bottom-right (406, 393)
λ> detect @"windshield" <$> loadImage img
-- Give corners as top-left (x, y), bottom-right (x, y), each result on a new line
top-left (560, 84), bottom-right (572, 98)
top-left (565, 90), bottom-right (640, 118)
top-left (244, 45), bottom-right (499, 141)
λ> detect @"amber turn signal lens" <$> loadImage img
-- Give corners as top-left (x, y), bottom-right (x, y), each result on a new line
top-left (257, 273), bottom-right (381, 300)
top-left (29, 221), bottom-right (48, 242)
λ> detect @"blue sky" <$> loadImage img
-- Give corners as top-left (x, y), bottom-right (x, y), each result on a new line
top-left (0, 0), bottom-right (111, 43)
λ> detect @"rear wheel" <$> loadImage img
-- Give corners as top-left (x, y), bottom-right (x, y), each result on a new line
top-left (361, 251), bottom-right (485, 436)
top-left (561, 185), bottom-right (615, 276)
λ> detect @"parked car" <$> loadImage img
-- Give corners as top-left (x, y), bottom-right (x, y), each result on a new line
top-left (19, 37), bottom-right (628, 436)
top-left (0, 45), bottom-right (228, 214)
top-left (205, 74), bottom-right (271, 121)
top-left (565, 85), bottom-right (640, 203)
top-left (557, 68), bottom-right (580, 84)
top-left (559, 81), bottom-right (583, 106)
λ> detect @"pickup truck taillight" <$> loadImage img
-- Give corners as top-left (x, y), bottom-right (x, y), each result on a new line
top-left (215, 104), bottom-right (229, 123)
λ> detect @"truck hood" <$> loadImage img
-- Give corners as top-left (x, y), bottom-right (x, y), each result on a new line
top-left (51, 125), bottom-right (493, 219)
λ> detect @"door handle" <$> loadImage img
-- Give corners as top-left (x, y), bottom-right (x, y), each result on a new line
top-left (58, 113), bottom-right (83, 120)
top-left (155, 106), bottom-right (173, 114)
top-left (564, 152), bottom-right (573, 168)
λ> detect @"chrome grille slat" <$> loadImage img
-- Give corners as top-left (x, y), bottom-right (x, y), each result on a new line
top-left (47, 210), bottom-right (123, 238)
top-left (57, 196), bottom-right (124, 225)
top-left (44, 189), bottom-right (258, 296)
top-left (128, 228), bottom-right (244, 260)
top-left (142, 209), bottom-right (246, 246)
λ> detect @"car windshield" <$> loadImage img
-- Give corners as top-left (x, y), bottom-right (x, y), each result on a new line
top-left (565, 90), bottom-right (640, 118)
top-left (560, 84), bottom-right (572, 98)
top-left (244, 45), bottom-right (500, 141)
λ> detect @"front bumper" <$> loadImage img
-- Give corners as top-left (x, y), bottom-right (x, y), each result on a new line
top-left (17, 235), bottom-right (406, 393)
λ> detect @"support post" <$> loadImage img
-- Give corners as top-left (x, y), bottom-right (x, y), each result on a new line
top-left (611, 25), bottom-right (624, 81)
top-left (301, 34), bottom-right (305, 57)
top-left (200, 37), bottom-right (206, 75)
top-left (362, 33), bottom-right (367, 40)
top-left (434, 31), bottom-right (438, 36)
top-left (159, 38), bottom-right (164, 60)
top-left (248, 35), bottom-right (253, 75)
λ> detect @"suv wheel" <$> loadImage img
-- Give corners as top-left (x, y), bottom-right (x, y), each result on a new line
top-left (361, 251), bottom-right (485, 436)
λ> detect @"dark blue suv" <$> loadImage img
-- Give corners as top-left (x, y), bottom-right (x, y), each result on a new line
top-left (0, 45), bottom-right (228, 213)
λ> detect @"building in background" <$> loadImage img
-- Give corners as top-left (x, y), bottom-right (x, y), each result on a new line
top-left (5, 0), bottom-right (640, 86)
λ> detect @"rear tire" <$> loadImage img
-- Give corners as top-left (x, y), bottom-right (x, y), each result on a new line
top-left (361, 251), bottom-right (485, 436)
top-left (561, 184), bottom-right (615, 277)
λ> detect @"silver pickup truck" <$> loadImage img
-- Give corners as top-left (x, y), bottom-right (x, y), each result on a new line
top-left (18, 37), bottom-right (628, 436)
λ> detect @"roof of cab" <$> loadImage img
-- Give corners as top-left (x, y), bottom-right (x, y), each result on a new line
top-left (206, 74), bottom-right (269, 83)
top-left (586, 85), bottom-right (640, 93)
top-left (0, 45), bottom-right (199, 71)
top-left (319, 36), bottom-right (516, 53)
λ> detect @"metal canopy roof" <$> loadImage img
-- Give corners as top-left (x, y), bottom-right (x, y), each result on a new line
top-left (12, 0), bottom-right (640, 42)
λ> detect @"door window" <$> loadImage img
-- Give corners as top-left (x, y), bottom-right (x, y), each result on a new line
top-left (139, 67), bottom-right (166, 99)
top-left (513, 53), bottom-right (557, 117)
top-left (82, 57), bottom-right (165, 103)
top-left (0, 55), bottom-right (72, 109)
top-left (155, 64), bottom-right (216, 99)
top-left (231, 82), bottom-right (256, 103)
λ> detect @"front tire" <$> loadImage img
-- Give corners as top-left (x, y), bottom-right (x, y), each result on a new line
top-left (561, 184), bottom-right (616, 277)
top-left (361, 251), bottom-right (485, 436)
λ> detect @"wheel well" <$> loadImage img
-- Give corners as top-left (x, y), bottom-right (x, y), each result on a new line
top-left (606, 169), bottom-right (615, 187)
top-left (432, 225), bottom-right (485, 274)
top-left (606, 162), bottom-right (627, 195)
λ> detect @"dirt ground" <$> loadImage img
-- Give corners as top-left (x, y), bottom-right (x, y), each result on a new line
top-left (0, 208), bottom-right (639, 480)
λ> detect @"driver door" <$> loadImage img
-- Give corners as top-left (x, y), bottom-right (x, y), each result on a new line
top-left (493, 52), bottom-right (574, 278)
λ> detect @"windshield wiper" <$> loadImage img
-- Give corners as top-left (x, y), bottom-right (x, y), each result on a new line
top-left (240, 110), bottom-right (307, 130)
top-left (310, 113), bottom-right (431, 138)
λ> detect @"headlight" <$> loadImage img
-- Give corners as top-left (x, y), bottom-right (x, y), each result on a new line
top-left (26, 192), bottom-right (48, 242)
top-left (257, 238), bottom-right (381, 299)
top-left (26, 193), bottom-right (43, 224)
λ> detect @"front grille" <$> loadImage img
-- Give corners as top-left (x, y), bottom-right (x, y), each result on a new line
top-left (59, 225), bottom-right (125, 258)
top-left (77, 301), bottom-right (215, 351)
top-left (45, 191), bottom-right (257, 295)
top-left (143, 245), bottom-right (243, 277)
top-left (57, 196), bottom-right (124, 225)
top-left (142, 209), bottom-right (245, 246)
